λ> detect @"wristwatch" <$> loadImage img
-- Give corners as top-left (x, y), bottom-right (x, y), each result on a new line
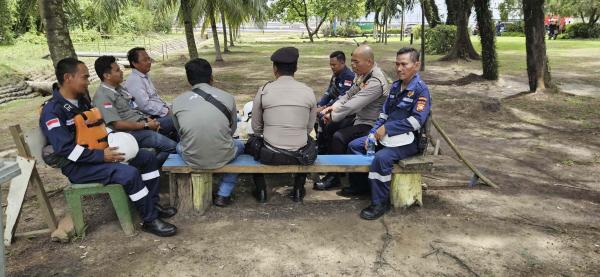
top-left (143, 122), bottom-right (150, 130)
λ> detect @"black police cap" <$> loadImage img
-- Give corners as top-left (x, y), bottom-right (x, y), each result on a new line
top-left (270, 47), bottom-right (299, 63)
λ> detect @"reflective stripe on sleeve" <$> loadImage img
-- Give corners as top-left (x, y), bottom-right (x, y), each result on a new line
top-left (67, 145), bottom-right (85, 162)
top-left (141, 170), bottom-right (160, 181)
top-left (368, 172), bottom-right (392, 182)
top-left (407, 116), bottom-right (421, 131)
top-left (129, 186), bottom-right (149, 202)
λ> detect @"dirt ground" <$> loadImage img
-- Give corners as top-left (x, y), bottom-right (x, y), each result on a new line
top-left (2, 39), bottom-right (600, 277)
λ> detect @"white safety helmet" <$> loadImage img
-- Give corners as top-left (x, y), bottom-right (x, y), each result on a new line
top-left (242, 101), bottom-right (253, 122)
top-left (107, 132), bottom-right (139, 163)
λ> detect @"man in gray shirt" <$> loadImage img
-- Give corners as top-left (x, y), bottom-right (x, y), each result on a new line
top-left (172, 58), bottom-right (243, 207)
top-left (123, 47), bottom-right (177, 140)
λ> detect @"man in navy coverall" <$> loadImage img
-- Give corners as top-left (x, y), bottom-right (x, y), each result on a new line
top-left (39, 57), bottom-right (178, 236)
top-left (348, 47), bottom-right (431, 220)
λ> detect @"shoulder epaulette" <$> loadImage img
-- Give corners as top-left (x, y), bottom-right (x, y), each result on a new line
top-left (261, 81), bottom-right (273, 91)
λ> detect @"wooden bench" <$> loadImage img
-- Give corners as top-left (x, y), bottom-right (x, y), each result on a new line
top-left (162, 154), bottom-right (436, 216)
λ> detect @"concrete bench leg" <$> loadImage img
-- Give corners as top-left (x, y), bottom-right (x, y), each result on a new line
top-left (191, 173), bottom-right (212, 214)
top-left (390, 173), bottom-right (423, 208)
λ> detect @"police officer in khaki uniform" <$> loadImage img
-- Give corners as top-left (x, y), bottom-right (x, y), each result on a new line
top-left (316, 45), bottom-right (389, 193)
top-left (249, 47), bottom-right (317, 202)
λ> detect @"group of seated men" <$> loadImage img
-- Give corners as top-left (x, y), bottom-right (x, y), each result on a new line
top-left (39, 44), bottom-right (430, 237)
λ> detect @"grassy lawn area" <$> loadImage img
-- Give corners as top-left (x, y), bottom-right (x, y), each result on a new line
top-left (0, 32), bottom-right (185, 86)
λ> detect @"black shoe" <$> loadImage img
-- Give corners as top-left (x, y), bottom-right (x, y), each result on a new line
top-left (338, 186), bottom-right (369, 197)
top-left (142, 218), bottom-right (177, 237)
top-left (253, 188), bottom-right (268, 203)
top-left (360, 202), bottom-right (390, 220)
top-left (288, 187), bottom-right (306, 202)
top-left (313, 173), bottom-right (341, 191)
top-left (213, 195), bottom-right (233, 207)
top-left (155, 204), bottom-right (177, 219)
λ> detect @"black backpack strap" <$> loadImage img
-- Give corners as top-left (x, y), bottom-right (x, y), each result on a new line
top-left (192, 87), bottom-right (232, 127)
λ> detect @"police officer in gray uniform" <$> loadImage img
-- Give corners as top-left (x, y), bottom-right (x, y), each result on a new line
top-left (248, 47), bottom-right (317, 202)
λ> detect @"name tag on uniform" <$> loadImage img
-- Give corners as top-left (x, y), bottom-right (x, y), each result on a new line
top-left (402, 97), bottom-right (413, 103)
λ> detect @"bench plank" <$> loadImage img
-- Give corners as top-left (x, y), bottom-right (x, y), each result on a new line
top-left (162, 154), bottom-right (432, 174)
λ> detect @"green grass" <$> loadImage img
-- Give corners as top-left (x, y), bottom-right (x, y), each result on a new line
top-left (0, 32), bottom-right (185, 85)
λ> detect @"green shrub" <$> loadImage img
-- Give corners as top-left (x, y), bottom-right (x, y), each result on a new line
top-left (322, 24), bottom-right (362, 37)
top-left (69, 29), bottom-right (102, 43)
top-left (501, 31), bottom-right (525, 37)
top-left (338, 24), bottom-right (362, 37)
top-left (16, 31), bottom-right (46, 44)
top-left (411, 25), bottom-right (422, 40)
top-left (505, 21), bottom-right (524, 33)
top-left (424, 24), bottom-right (456, 55)
top-left (565, 22), bottom-right (600, 38)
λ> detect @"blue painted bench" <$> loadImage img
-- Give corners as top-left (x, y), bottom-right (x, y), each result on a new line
top-left (162, 154), bottom-right (434, 215)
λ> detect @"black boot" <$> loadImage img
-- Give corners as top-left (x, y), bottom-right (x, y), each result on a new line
top-left (289, 174), bottom-right (307, 202)
top-left (155, 204), bottom-right (177, 219)
top-left (359, 202), bottom-right (390, 220)
top-left (313, 173), bottom-right (341, 191)
top-left (142, 218), bottom-right (177, 237)
top-left (253, 174), bottom-right (268, 203)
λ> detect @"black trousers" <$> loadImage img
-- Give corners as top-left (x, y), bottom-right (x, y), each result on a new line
top-left (316, 115), bottom-right (356, 154)
top-left (246, 139), bottom-right (310, 192)
top-left (327, 123), bottom-right (372, 155)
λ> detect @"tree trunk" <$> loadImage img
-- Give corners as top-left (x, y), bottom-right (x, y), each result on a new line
top-left (422, 0), bottom-right (441, 28)
top-left (0, 0), bottom-right (13, 44)
top-left (39, 0), bottom-right (76, 66)
top-left (228, 23), bottom-right (235, 47)
top-left (441, 0), bottom-right (480, 61)
top-left (474, 0), bottom-right (498, 80)
top-left (445, 0), bottom-right (457, 25)
top-left (220, 10), bottom-right (230, 53)
top-left (209, 8), bottom-right (223, 62)
top-left (523, 0), bottom-right (551, 92)
top-left (181, 0), bottom-right (198, 59)
top-left (401, 8), bottom-right (405, 41)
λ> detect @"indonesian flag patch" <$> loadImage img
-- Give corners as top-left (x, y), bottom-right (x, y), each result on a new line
top-left (46, 118), bottom-right (61, 130)
top-left (344, 80), bottom-right (353, 87)
top-left (103, 102), bottom-right (113, 109)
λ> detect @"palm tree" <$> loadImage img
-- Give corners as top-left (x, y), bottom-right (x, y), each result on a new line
top-left (40, 0), bottom-right (77, 66)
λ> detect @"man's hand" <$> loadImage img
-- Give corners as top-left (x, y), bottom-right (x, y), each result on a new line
top-left (374, 125), bottom-right (386, 141)
top-left (147, 118), bottom-right (160, 131)
top-left (320, 106), bottom-right (334, 116)
top-left (315, 106), bottom-right (325, 114)
top-left (104, 147), bottom-right (125, 163)
top-left (320, 106), bottom-right (334, 125)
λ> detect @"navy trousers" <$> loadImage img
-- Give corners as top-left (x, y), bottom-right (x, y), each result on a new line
top-left (62, 149), bottom-right (160, 222)
top-left (348, 136), bottom-right (418, 205)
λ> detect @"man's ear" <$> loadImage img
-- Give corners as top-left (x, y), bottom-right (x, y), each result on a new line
top-left (209, 75), bottom-right (214, 85)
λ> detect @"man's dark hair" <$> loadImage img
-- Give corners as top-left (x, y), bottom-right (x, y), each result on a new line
top-left (329, 51), bottom-right (346, 62)
top-left (94, 56), bottom-right (116, 81)
top-left (185, 58), bottom-right (212, 86)
top-left (396, 47), bottom-right (420, 63)
top-left (55, 57), bottom-right (84, 85)
top-left (273, 62), bottom-right (297, 76)
top-left (127, 47), bottom-right (146, 69)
